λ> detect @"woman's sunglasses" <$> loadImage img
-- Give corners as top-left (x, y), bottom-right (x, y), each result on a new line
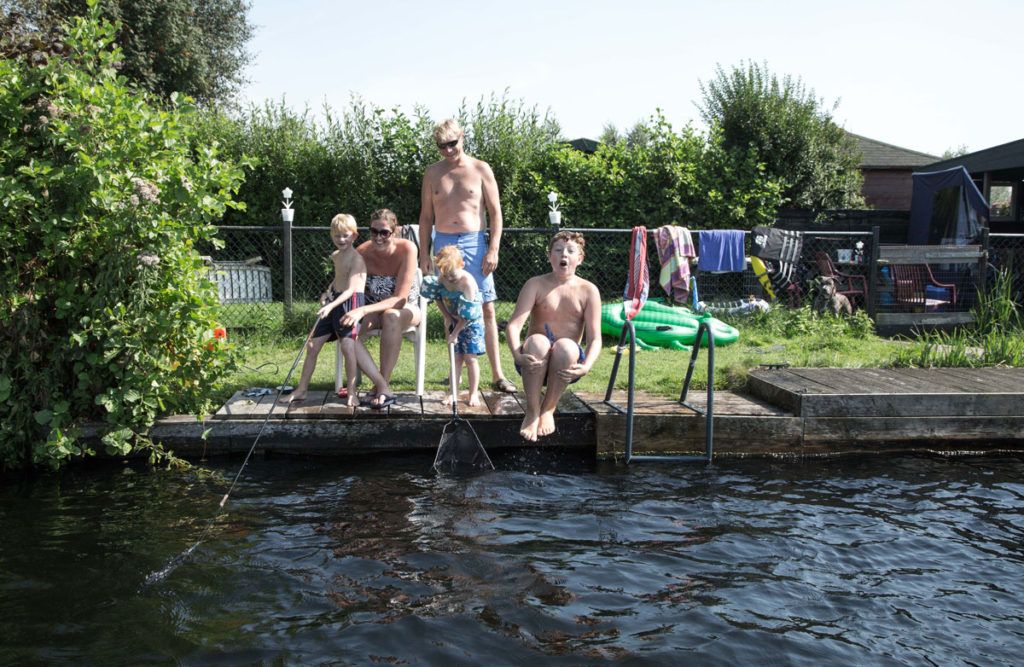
top-left (369, 227), bottom-right (393, 238)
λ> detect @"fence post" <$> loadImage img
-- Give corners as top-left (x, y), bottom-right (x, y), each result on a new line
top-left (281, 188), bottom-right (294, 320)
top-left (867, 225), bottom-right (880, 319)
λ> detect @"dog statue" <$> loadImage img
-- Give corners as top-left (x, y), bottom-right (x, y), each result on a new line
top-left (812, 276), bottom-right (853, 316)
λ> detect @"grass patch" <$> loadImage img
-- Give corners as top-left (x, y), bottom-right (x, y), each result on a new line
top-left (216, 303), bottom-right (919, 403)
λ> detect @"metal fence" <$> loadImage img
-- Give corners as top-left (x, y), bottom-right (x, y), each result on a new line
top-left (198, 224), bottom-right (1024, 333)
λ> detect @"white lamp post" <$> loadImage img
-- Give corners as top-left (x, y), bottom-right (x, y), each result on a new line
top-left (281, 186), bottom-right (294, 316)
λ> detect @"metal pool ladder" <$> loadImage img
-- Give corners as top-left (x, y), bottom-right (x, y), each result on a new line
top-left (603, 317), bottom-right (715, 464)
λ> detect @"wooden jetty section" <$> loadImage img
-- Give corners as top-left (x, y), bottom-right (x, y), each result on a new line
top-left (149, 389), bottom-right (595, 458)
top-left (147, 368), bottom-right (1024, 460)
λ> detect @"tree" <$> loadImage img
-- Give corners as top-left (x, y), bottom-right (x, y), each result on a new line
top-left (698, 61), bottom-right (864, 210)
top-left (0, 6), bottom-right (246, 469)
top-left (4, 0), bottom-right (254, 104)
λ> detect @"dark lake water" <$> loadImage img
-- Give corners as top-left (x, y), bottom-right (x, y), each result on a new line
top-left (2, 451), bottom-right (1023, 665)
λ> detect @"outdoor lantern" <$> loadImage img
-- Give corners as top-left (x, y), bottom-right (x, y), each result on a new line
top-left (281, 187), bottom-right (294, 223)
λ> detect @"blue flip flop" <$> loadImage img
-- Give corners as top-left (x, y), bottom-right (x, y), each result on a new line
top-left (369, 394), bottom-right (396, 410)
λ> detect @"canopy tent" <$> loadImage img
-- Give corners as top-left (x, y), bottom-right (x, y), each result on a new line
top-left (908, 166), bottom-right (988, 245)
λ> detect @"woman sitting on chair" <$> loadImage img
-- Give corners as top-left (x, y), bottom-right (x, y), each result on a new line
top-left (340, 208), bottom-right (420, 403)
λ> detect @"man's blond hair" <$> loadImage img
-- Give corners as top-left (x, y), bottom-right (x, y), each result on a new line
top-left (433, 245), bottom-right (465, 274)
top-left (433, 118), bottom-right (463, 143)
top-left (330, 213), bottom-right (357, 235)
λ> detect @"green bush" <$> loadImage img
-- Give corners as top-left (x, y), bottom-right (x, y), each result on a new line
top-left (0, 6), bottom-right (246, 469)
top-left (199, 95), bottom-right (785, 234)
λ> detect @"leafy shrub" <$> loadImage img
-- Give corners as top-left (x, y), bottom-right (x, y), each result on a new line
top-left (0, 6), bottom-right (245, 469)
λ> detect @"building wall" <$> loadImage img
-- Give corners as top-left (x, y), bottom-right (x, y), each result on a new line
top-left (861, 169), bottom-right (914, 210)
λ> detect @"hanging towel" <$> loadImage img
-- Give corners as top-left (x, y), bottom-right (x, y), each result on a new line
top-left (623, 226), bottom-right (650, 320)
top-left (697, 230), bottom-right (746, 272)
top-left (654, 225), bottom-right (696, 305)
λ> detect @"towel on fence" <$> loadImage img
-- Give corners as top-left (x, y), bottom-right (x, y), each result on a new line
top-left (697, 230), bottom-right (746, 272)
top-left (654, 225), bottom-right (696, 304)
top-left (623, 226), bottom-right (649, 320)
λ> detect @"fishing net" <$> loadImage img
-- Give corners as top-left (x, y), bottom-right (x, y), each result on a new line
top-left (432, 342), bottom-right (495, 473)
top-left (433, 417), bottom-right (493, 473)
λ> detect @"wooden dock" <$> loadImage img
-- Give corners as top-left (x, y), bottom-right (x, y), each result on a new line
top-left (148, 389), bottom-right (595, 458)
top-left (146, 368), bottom-right (1024, 460)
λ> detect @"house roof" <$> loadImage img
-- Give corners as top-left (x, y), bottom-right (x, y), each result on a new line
top-left (923, 138), bottom-right (1024, 181)
top-left (847, 132), bottom-right (939, 169)
top-left (565, 137), bottom-right (600, 154)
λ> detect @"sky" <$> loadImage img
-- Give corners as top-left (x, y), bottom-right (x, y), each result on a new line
top-left (238, 0), bottom-right (1023, 158)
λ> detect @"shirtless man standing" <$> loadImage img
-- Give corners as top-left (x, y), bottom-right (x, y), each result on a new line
top-left (418, 119), bottom-right (516, 393)
top-left (505, 231), bottom-right (602, 442)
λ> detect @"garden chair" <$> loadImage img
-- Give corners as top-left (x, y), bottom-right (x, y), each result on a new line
top-left (891, 264), bottom-right (957, 312)
top-left (813, 251), bottom-right (868, 308)
top-left (335, 269), bottom-right (427, 396)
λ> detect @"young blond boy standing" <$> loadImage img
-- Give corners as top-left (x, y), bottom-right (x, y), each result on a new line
top-left (421, 245), bottom-right (485, 406)
top-left (284, 214), bottom-right (392, 408)
top-left (506, 231), bottom-right (602, 441)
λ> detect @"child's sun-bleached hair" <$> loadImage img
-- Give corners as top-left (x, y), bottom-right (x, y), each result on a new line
top-left (433, 118), bottom-right (463, 143)
top-left (330, 213), bottom-right (357, 235)
top-left (550, 230), bottom-right (585, 253)
top-left (433, 244), bottom-right (465, 274)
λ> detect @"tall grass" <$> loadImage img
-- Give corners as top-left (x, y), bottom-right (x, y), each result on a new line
top-left (892, 268), bottom-right (1024, 367)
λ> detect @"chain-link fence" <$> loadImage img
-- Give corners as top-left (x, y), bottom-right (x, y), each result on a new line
top-left (201, 224), bottom-right (1024, 334)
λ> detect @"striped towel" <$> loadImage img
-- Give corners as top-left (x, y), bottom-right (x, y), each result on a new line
top-left (654, 226), bottom-right (696, 305)
top-left (623, 226), bottom-right (649, 320)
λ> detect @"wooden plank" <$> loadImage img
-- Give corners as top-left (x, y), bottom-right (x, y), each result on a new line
top-left (878, 245), bottom-right (984, 262)
top-left (875, 312), bottom-right (975, 326)
top-left (451, 391), bottom-right (492, 416)
top-left (388, 393), bottom-right (422, 417)
top-left (557, 391), bottom-right (592, 415)
top-left (420, 390), bottom-right (457, 417)
top-left (933, 367), bottom-right (1024, 392)
top-left (797, 392), bottom-right (1023, 418)
top-left (484, 390), bottom-right (525, 417)
top-left (321, 392), bottom-right (356, 418)
top-left (595, 412), bottom-right (803, 459)
top-left (214, 390), bottom-right (271, 420)
top-left (284, 390), bottom-right (328, 419)
top-left (803, 415), bottom-right (1024, 443)
top-left (746, 369), bottom-right (836, 414)
top-left (785, 368), bottom-right (877, 395)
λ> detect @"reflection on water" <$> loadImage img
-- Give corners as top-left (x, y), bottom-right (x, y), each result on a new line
top-left (2, 452), bottom-right (1023, 664)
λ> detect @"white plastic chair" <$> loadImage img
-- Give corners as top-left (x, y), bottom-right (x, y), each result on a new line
top-left (335, 269), bottom-right (426, 396)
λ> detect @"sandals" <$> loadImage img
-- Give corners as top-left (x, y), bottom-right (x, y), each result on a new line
top-left (492, 377), bottom-right (517, 393)
top-left (359, 393), bottom-right (396, 410)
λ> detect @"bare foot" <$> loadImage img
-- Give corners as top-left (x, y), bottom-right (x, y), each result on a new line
top-left (519, 412), bottom-right (539, 442)
top-left (467, 390), bottom-right (482, 407)
top-left (345, 384), bottom-right (359, 407)
top-left (442, 392), bottom-right (454, 407)
top-left (282, 390), bottom-right (306, 403)
top-left (538, 411), bottom-right (556, 438)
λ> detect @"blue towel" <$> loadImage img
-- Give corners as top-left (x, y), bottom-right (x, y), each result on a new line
top-left (697, 230), bottom-right (746, 272)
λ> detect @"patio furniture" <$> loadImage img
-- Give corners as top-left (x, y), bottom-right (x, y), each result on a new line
top-left (892, 264), bottom-right (957, 312)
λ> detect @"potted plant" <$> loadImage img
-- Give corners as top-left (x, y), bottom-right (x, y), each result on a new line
top-left (548, 191), bottom-right (561, 226)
